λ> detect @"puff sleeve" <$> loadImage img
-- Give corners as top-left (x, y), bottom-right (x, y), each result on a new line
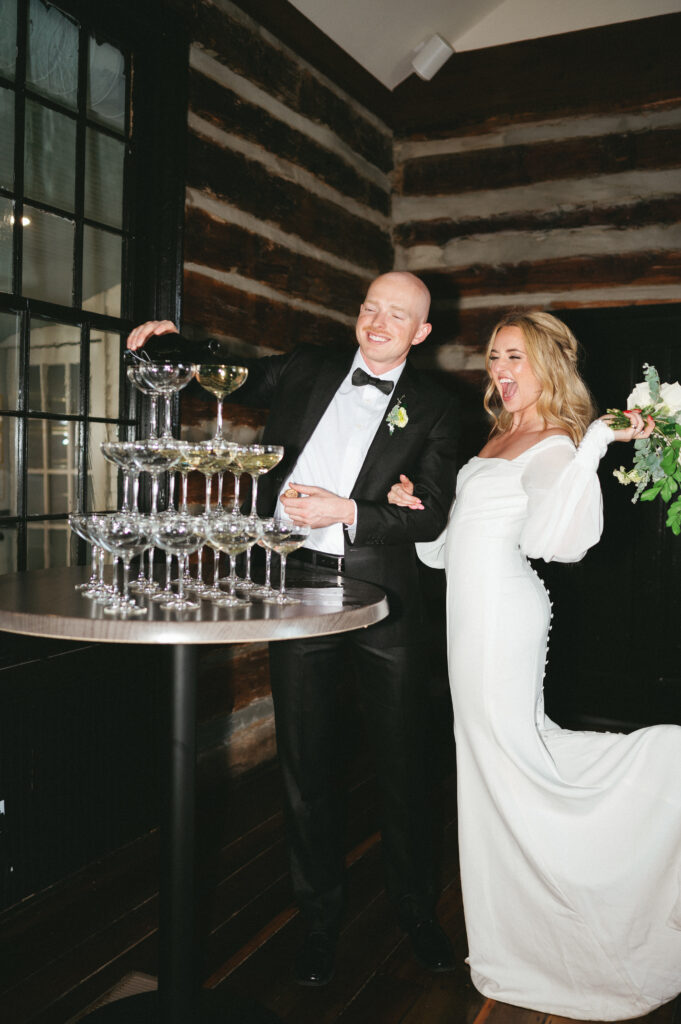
top-left (520, 420), bottom-right (614, 563)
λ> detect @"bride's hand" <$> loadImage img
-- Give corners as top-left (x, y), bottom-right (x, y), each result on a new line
top-left (599, 410), bottom-right (655, 443)
top-left (387, 474), bottom-right (424, 510)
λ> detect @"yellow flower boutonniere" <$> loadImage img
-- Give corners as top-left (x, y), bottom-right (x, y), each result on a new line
top-left (386, 395), bottom-right (408, 435)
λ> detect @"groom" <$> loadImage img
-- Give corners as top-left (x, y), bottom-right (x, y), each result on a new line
top-left (127, 271), bottom-right (459, 984)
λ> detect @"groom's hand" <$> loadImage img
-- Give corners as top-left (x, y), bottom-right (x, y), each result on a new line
top-left (282, 484), bottom-right (355, 529)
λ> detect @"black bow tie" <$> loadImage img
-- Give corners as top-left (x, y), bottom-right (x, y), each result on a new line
top-left (351, 367), bottom-right (394, 396)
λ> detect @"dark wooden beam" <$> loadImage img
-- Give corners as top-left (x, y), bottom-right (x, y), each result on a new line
top-left (184, 206), bottom-right (367, 318)
top-left (397, 125), bottom-right (681, 196)
top-left (393, 14), bottom-right (681, 139)
top-left (194, 0), bottom-right (392, 172)
top-left (189, 71), bottom-right (390, 215)
top-left (225, 0), bottom-right (394, 126)
top-left (395, 196), bottom-right (681, 248)
top-left (182, 268), bottom-right (354, 352)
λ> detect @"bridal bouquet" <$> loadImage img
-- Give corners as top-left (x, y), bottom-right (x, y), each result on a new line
top-left (608, 364), bottom-right (681, 535)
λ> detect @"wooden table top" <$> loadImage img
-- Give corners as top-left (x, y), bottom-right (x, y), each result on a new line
top-left (0, 566), bottom-right (389, 645)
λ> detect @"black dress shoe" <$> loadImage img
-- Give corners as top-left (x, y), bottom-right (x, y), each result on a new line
top-left (294, 931), bottom-right (336, 986)
top-left (405, 917), bottom-right (455, 972)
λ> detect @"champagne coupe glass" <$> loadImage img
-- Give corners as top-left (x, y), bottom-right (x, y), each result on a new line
top-left (231, 444), bottom-right (284, 590)
top-left (195, 364), bottom-right (248, 440)
top-left (195, 440), bottom-right (237, 518)
top-left (89, 514), bottom-right (153, 616)
top-left (127, 362), bottom-right (160, 439)
top-left (261, 516), bottom-right (311, 605)
top-left (100, 441), bottom-right (140, 513)
top-left (138, 361), bottom-right (196, 440)
top-left (68, 512), bottom-right (105, 595)
top-left (129, 440), bottom-right (182, 593)
top-left (203, 516), bottom-right (262, 607)
top-left (250, 517), bottom-right (277, 599)
top-left (151, 515), bottom-right (206, 611)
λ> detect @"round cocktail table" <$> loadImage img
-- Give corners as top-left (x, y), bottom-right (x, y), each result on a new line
top-left (0, 566), bottom-right (388, 1023)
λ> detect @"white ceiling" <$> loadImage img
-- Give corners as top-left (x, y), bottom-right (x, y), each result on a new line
top-left (287, 0), bottom-right (681, 90)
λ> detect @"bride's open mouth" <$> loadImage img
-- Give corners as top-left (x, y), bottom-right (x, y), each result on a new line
top-left (499, 377), bottom-right (518, 402)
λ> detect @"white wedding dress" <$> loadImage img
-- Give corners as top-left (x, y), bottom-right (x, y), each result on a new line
top-left (418, 420), bottom-right (681, 1020)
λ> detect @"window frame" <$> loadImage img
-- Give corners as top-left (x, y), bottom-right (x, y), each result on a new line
top-left (0, 0), bottom-right (189, 571)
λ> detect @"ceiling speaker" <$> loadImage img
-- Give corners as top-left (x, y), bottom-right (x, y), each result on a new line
top-left (412, 34), bottom-right (454, 81)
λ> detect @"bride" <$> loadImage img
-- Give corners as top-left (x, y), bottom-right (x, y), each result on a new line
top-left (388, 310), bottom-right (681, 1020)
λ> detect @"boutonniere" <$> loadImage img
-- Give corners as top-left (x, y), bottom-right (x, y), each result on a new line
top-left (386, 395), bottom-right (408, 435)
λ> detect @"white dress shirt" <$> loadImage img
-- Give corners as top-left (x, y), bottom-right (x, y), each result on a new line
top-left (275, 350), bottom-right (405, 554)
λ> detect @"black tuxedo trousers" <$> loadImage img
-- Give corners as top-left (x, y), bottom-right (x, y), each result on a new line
top-left (237, 346), bottom-right (459, 933)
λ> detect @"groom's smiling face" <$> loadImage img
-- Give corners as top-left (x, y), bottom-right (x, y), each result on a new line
top-left (355, 273), bottom-right (432, 376)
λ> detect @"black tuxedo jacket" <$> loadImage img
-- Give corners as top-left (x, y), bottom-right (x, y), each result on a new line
top-left (237, 345), bottom-right (459, 647)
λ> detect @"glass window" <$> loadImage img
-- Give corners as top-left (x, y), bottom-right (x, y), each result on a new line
top-left (0, 199), bottom-right (13, 295)
top-left (22, 205), bottom-right (74, 305)
top-left (83, 226), bottom-right (121, 316)
top-left (88, 38), bottom-right (126, 133)
top-left (0, 312), bottom-right (20, 410)
top-left (0, 2), bottom-right (17, 81)
top-left (89, 331), bottom-right (121, 419)
top-left (26, 0), bottom-right (78, 110)
top-left (88, 420), bottom-right (118, 510)
top-left (85, 128), bottom-right (124, 228)
top-left (0, 524), bottom-right (18, 575)
top-left (24, 100), bottom-right (76, 212)
top-left (0, 415), bottom-right (18, 517)
top-left (0, 87), bottom-right (14, 189)
top-left (26, 417), bottom-right (79, 515)
top-left (28, 320), bottom-right (81, 415)
top-left (27, 521), bottom-right (71, 571)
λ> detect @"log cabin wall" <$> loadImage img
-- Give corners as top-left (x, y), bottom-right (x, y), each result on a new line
top-left (391, 12), bottom-right (681, 430)
top-left (178, 0), bottom-right (393, 778)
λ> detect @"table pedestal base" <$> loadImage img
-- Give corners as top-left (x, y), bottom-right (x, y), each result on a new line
top-left (83, 989), bottom-right (282, 1022)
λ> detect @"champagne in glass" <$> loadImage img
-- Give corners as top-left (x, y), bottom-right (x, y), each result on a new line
top-left (261, 517), bottom-right (311, 605)
top-left (196, 364), bottom-right (248, 440)
top-left (152, 515), bottom-right (206, 611)
top-left (203, 516), bottom-right (261, 607)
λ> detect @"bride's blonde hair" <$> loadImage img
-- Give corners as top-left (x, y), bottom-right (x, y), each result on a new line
top-left (483, 310), bottom-right (596, 445)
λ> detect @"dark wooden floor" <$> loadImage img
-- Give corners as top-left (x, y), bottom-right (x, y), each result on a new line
top-left (0, 758), bottom-right (677, 1024)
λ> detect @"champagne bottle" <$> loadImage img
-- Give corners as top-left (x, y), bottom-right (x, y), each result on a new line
top-left (126, 333), bottom-right (228, 365)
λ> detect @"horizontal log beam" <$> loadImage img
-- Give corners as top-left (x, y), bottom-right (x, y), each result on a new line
top-left (184, 206), bottom-right (367, 319)
top-left (396, 126), bottom-right (681, 197)
top-left (187, 134), bottom-right (392, 273)
top-left (189, 71), bottom-right (389, 216)
top-left (183, 268), bottom-right (355, 353)
top-left (195, 0), bottom-right (392, 174)
top-left (198, 644), bottom-right (271, 721)
top-left (421, 250), bottom-right (681, 300)
top-left (395, 196), bottom-right (681, 248)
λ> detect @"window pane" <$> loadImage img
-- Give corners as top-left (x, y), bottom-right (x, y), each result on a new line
top-left (27, 418), bottom-right (79, 515)
top-left (22, 205), bottom-right (74, 305)
top-left (0, 312), bottom-right (20, 410)
top-left (85, 128), bottom-right (124, 228)
top-left (88, 420), bottom-right (118, 511)
top-left (25, 100), bottom-right (76, 212)
top-left (89, 332), bottom-right (121, 418)
top-left (27, 0), bottom-right (78, 111)
top-left (88, 38), bottom-right (125, 134)
top-left (82, 226), bottom-right (121, 316)
top-left (0, 87), bottom-right (14, 189)
top-left (0, 1), bottom-right (17, 81)
top-left (0, 197), bottom-right (13, 293)
top-left (0, 415), bottom-right (18, 516)
top-left (27, 521), bottom-right (71, 570)
top-left (0, 522), bottom-right (18, 574)
top-left (28, 320), bottom-right (81, 415)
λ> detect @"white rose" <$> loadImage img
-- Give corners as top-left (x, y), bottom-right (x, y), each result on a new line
top-left (627, 381), bottom-right (651, 408)
top-left (659, 381), bottom-right (681, 416)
